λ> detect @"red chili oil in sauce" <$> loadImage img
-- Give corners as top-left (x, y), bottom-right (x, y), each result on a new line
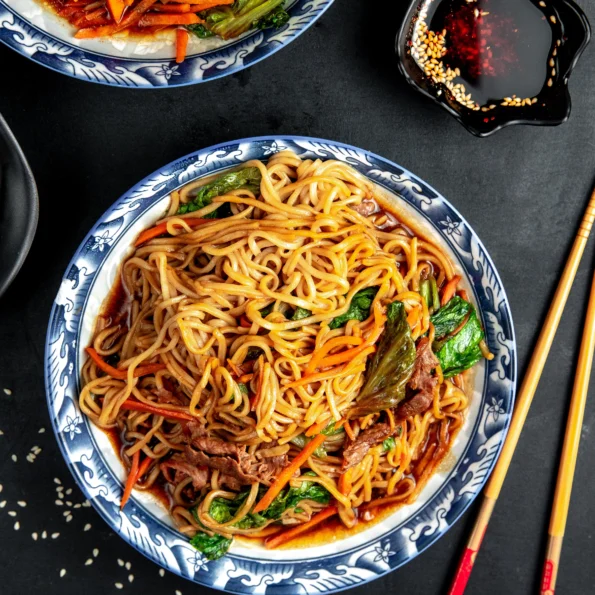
top-left (421, 0), bottom-right (553, 106)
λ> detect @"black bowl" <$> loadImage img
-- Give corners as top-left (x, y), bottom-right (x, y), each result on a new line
top-left (396, 0), bottom-right (591, 137)
top-left (0, 114), bottom-right (38, 297)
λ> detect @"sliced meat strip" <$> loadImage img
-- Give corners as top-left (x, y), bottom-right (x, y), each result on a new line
top-left (342, 423), bottom-right (393, 470)
top-left (160, 455), bottom-right (208, 490)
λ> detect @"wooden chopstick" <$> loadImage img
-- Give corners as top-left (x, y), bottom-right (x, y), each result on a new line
top-left (449, 187), bottom-right (595, 595)
top-left (540, 270), bottom-right (595, 594)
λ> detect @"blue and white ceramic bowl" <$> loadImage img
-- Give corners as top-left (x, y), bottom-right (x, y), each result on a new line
top-left (45, 136), bottom-right (516, 593)
top-left (0, 0), bottom-right (334, 87)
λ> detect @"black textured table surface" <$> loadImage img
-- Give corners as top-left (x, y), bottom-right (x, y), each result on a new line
top-left (2, 1), bottom-right (595, 593)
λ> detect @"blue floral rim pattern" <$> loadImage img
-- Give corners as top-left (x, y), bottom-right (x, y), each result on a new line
top-left (45, 136), bottom-right (517, 594)
top-left (0, 0), bottom-right (334, 88)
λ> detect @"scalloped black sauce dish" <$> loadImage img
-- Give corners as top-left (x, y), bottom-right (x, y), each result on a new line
top-left (397, 0), bottom-right (591, 137)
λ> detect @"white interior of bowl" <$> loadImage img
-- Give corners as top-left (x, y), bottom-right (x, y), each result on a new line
top-left (78, 184), bottom-right (486, 561)
top-left (7, 0), bottom-right (296, 59)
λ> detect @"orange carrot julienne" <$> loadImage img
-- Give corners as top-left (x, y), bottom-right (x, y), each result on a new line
top-left (265, 506), bottom-right (338, 549)
top-left (176, 28), bottom-right (189, 63)
top-left (343, 419), bottom-right (355, 441)
top-left (121, 450), bottom-right (140, 509)
top-left (135, 456), bottom-right (154, 483)
top-left (106, 0), bottom-right (126, 22)
top-left (309, 344), bottom-right (375, 375)
top-left (155, 3), bottom-right (191, 11)
top-left (134, 217), bottom-right (209, 246)
top-left (168, 0), bottom-right (232, 4)
top-left (338, 470), bottom-right (351, 495)
top-left (286, 365), bottom-right (350, 389)
top-left (75, 0), bottom-right (157, 38)
top-left (304, 419), bottom-right (330, 438)
top-left (85, 347), bottom-right (166, 380)
top-left (253, 433), bottom-right (327, 514)
top-left (305, 336), bottom-right (363, 376)
top-left (138, 12), bottom-right (201, 25)
top-left (120, 399), bottom-right (195, 422)
top-left (441, 275), bottom-right (461, 306)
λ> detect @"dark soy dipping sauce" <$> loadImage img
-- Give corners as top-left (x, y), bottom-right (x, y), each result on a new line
top-left (425, 0), bottom-right (553, 105)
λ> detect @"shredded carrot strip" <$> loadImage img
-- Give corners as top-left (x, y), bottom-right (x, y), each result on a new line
top-left (458, 289), bottom-right (470, 302)
top-left (168, 0), bottom-right (232, 4)
top-left (75, 0), bottom-right (157, 38)
top-left (238, 373), bottom-right (253, 384)
top-left (239, 315), bottom-right (252, 328)
top-left (441, 275), bottom-right (461, 306)
top-left (135, 456), bottom-right (153, 483)
top-left (305, 419), bottom-right (329, 438)
top-left (338, 470), bottom-right (351, 496)
top-left (134, 217), bottom-right (209, 247)
top-left (138, 12), bottom-right (201, 25)
top-left (176, 28), bottom-right (188, 64)
top-left (155, 3), bottom-right (191, 11)
top-left (120, 399), bottom-right (195, 422)
top-left (305, 336), bottom-right (363, 376)
top-left (85, 347), bottom-right (166, 380)
top-left (106, 0), bottom-right (126, 22)
top-left (265, 506), bottom-right (338, 548)
top-left (310, 344), bottom-right (375, 373)
top-left (227, 359), bottom-right (244, 378)
top-left (253, 434), bottom-right (327, 514)
top-left (121, 450), bottom-right (140, 510)
top-left (343, 419), bottom-right (355, 441)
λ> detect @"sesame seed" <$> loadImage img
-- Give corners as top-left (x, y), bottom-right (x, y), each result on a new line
top-left (0, 501), bottom-right (6, 508)
top-left (83, 500), bottom-right (91, 507)
top-left (14, 521), bottom-right (20, 530)
top-left (66, 501), bottom-right (73, 507)
top-left (38, 428), bottom-right (46, 434)
top-left (84, 523), bottom-right (92, 532)
top-left (3, 388), bottom-right (12, 395)
top-left (56, 500), bottom-right (63, 506)
top-left (176, 591), bottom-right (182, 595)
top-left (60, 569), bottom-right (66, 578)
top-left (85, 559), bottom-right (93, 566)
top-left (52, 533), bottom-right (60, 539)
top-left (115, 583), bottom-right (123, 590)
top-left (63, 511), bottom-right (70, 517)
top-left (8, 511), bottom-right (17, 517)
top-left (42, 531), bottom-right (47, 539)
top-left (0, 430), bottom-right (4, 436)
top-left (0, 485), bottom-right (3, 493)
top-left (128, 574), bottom-right (134, 583)
top-left (74, 504), bottom-right (81, 509)
top-left (93, 549), bottom-right (99, 558)
top-left (17, 501), bottom-right (26, 507)
top-left (118, 559), bottom-right (124, 567)
top-left (32, 533), bottom-right (38, 540)
top-left (65, 515), bottom-right (73, 523)
top-left (125, 562), bottom-right (131, 570)
top-left (550, 15), bottom-right (556, 24)
top-left (159, 569), bottom-right (165, 577)
top-left (54, 478), bottom-right (62, 485)
top-left (11, 455), bottom-right (17, 462)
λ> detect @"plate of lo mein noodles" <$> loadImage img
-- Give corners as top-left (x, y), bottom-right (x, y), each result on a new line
top-left (45, 136), bottom-right (516, 593)
top-left (0, 0), bottom-right (333, 87)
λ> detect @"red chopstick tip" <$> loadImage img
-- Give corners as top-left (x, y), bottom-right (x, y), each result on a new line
top-left (448, 548), bottom-right (477, 595)
top-left (540, 559), bottom-right (556, 595)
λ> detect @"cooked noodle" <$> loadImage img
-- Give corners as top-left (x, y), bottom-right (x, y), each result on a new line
top-left (79, 150), bottom-right (480, 552)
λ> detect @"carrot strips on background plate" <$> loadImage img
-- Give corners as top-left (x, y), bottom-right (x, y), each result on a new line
top-left (120, 450), bottom-right (140, 509)
top-left (139, 12), bottom-right (202, 25)
top-left (176, 27), bottom-right (189, 62)
top-left (441, 274), bottom-right (461, 306)
top-left (120, 399), bottom-right (196, 422)
top-left (106, 0), bottom-right (126, 22)
top-left (75, 0), bottom-right (158, 38)
top-left (134, 217), bottom-right (210, 246)
top-left (265, 506), bottom-right (339, 549)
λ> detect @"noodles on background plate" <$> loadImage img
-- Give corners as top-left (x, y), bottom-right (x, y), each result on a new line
top-left (78, 150), bottom-right (492, 559)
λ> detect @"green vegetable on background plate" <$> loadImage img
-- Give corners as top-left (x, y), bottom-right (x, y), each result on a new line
top-left (329, 287), bottom-right (379, 330)
top-left (191, 0), bottom-right (288, 41)
top-left (177, 167), bottom-right (261, 217)
top-left (189, 532), bottom-right (232, 561)
top-left (430, 296), bottom-right (472, 339)
top-left (348, 301), bottom-right (416, 418)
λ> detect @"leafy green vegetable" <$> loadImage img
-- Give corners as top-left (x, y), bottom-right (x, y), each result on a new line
top-left (256, 5), bottom-right (289, 29)
top-left (190, 532), bottom-right (232, 560)
top-left (430, 296), bottom-right (472, 339)
top-left (322, 421), bottom-right (345, 436)
top-left (202, 0), bottom-right (287, 40)
top-left (262, 474), bottom-right (330, 520)
top-left (208, 492), bottom-right (266, 529)
top-left (292, 307), bottom-right (312, 321)
top-left (383, 437), bottom-right (396, 452)
top-left (186, 23), bottom-right (214, 38)
top-left (290, 434), bottom-right (326, 458)
top-left (237, 382), bottom-right (249, 395)
top-left (329, 287), bottom-right (379, 330)
top-left (246, 347), bottom-right (264, 360)
top-left (177, 167), bottom-right (261, 216)
top-left (420, 276), bottom-right (440, 314)
top-left (348, 301), bottom-right (416, 418)
top-left (435, 309), bottom-right (484, 378)
top-left (260, 303), bottom-right (274, 318)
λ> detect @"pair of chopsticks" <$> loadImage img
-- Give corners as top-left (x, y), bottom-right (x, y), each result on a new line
top-left (449, 187), bottom-right (595, 595)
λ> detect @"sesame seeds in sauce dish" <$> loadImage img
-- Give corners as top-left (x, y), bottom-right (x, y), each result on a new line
top-left (397, 0), bottom-right (591, 136)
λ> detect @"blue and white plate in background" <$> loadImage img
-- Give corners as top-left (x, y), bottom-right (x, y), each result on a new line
top-left (0, 0), bottom-right (334, 87)
top-left (45, 136), bottom-right (516, 593)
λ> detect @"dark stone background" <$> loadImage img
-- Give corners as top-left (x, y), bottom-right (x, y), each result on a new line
top-left (1, 0), bottom-right (595, 593)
